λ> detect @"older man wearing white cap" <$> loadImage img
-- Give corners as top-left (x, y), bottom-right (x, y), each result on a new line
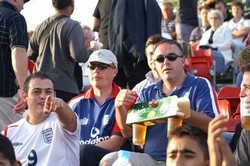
top-left (68, 49), bottom-right (130, 166)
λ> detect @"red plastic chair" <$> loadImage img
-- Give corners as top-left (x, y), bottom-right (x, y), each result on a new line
top-left (218, 99), bottom-right (231, 119)
top-left (247, 39), bottom-right (250, 46)
top-left (218, 86), bottom-right (240, 116)
top-left (218, 100), bottom-right (240, 132)
top-left (232, 103), bottom-right (241, 119)
top-left (225, 118), bottom-right (241, 132)
top-left (190, 48), bottom-right (215, 85)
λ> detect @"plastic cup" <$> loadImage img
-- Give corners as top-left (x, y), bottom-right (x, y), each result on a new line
top-left (132, 124), bottom-right (147, 145)
top-left (241, 97), bottom-right (250, 130)
top-left (167, 112), bottom-right (185, 138)
top-left (90, 41), bottom-right (103, 50)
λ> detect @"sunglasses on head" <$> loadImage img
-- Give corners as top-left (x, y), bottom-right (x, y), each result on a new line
top-left (87, 63), bottom-right (113, 70)
top-left (154, 53), bottom-right (183, 63)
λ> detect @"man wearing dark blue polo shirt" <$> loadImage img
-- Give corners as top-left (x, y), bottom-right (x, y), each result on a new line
top-left (0, 0), bottom-right (29, 131)
top-left (100, 39), bottom-right (219, 166)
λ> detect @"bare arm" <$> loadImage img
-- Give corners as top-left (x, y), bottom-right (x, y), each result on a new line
top-left (231, 27), bottom-right (250, 38)
top-left (11, 47), bottom-right (28, 90)
top-left (12, 47), bottom-right (28, 113)
top-left (44, 95), bottom-right (77, 132)
top-left (96, 135), bottom-right (127, 151)
top-left (115, 89), bottom-right (137, 138)
top-left (185, 110), bottom-right (213, 132)
top-left (92, 17), bottom-right (101, 32)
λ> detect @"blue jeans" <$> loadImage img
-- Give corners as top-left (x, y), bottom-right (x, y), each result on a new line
top-left (212, 50), bottom-right (231, 73)
top-left (222, 132), bottom-right (234, 143)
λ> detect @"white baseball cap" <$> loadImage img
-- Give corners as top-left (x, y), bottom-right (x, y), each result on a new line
top-left (87, 49), bottom-right (118, 67)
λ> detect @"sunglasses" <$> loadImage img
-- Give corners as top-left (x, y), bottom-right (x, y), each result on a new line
top-left (87, 63), bottom-right (114, 70)
top-left (154, 53), bottom-right (183, 63)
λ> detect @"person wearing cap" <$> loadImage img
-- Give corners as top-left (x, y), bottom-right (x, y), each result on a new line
top-left (68, 49), bottom-right (130, 166)
top-left (0, 0), bottom-right (30, 131)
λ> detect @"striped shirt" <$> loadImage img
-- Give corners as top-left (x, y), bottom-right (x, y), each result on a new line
top-left (0, 1), bottom-right (28, 97)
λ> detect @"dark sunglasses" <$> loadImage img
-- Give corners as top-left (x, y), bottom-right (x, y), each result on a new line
top-left (155, 53), bottom-right (183, 63)
top-left (87, 63), bottom-right (113, 70)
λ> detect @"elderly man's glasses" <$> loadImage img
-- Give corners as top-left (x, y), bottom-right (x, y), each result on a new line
top-left (87, 63), bottom-right (114, 70)
top-left (155, 53), bottom-right (183, 63)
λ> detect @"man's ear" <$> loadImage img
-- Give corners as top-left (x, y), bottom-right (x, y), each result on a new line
top-left (22, 91), bottom-right (27, 103)
top-left (113, 68), bottom-right (118, 77)
top-left (182, 58), bottom-right (186, 67)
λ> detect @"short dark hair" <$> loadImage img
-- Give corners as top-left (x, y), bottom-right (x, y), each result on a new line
top-left (216, 0), bottom-right (227, 7)
top-left (162, 2), bottom-right (173, 9)
top-left (52, 0), bottom-right (72, 10)
top-left (154, 38), bottom-right (183, 56)
top-left (0, 134), bottom-right (16, 165)
top-left (145, 34), bottom-right (166, 55)
top-left (168, 125), bottom-right (209, 160)
top-left (232, 1), bottom-right (245, 11)
top-left (241, 64), bottom-right (250, 73)
top-left (198, 5), bottom-right (210, 13)
top-left (23, 72), bottom-right (55, 94)
top-left (236, 46), bottom-right (250, 73)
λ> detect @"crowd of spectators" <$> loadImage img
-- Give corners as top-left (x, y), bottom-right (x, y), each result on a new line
top-left (1, 0), bottom-right (250, 166)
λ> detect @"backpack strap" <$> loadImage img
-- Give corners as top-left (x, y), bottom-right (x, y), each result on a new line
top-left (39, 14), bottom-right (68, 44)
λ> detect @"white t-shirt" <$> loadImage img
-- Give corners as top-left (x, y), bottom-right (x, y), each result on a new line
top-left (223, 17), bottom-right (250, 48)
top-left (2, 113), bottom-right (80, 166)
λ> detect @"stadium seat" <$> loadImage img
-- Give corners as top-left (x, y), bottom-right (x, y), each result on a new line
top-left (218, 86), bottom-right (240, 116)
top-left (190, 47), bottom-right (216, 86)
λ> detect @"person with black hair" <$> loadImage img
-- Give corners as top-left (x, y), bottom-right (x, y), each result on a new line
top-left (132, 34), bottom-right (164, 94)
top-left (215, 0), bottom-right (233, 22)
top-left (167, 125), bottom-right (209, 166)
top-left (0, 134), bottom-right (21, 166)
top-left (2, 72), bottom-right (80, 166)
